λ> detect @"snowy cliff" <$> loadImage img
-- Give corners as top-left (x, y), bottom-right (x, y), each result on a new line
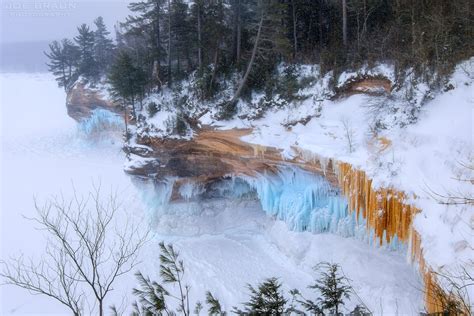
top-left (65, 59), bottom-right (473, 312)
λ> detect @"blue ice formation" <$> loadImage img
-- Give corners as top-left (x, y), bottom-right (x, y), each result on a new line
top-left (136, 165), bottom-right (404, 250)
top-left (132, 177), bottom-right (176, 222)
top-left (239, 167), bottom-right (366, 238)
top-left (78, 109), bottom-right (124, 136)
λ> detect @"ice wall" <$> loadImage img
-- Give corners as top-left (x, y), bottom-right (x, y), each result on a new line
top-left (240, 167), bottom-right (367, 239)
top-left (77, 108), bottom-right (124, 137)
top-left (135, 165), bottom-right (404, 250)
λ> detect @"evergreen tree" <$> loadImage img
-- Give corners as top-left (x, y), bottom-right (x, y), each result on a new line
top-left (93, 16), bottom-right (115, 74)
top-left (45, 39), bottom-right (80, 91)
top-left (233, 277), bottom-right (287, 315)
top-left (108, 51), bottom-right (147, 118)
top-left (74, 23), bottom-right (98, 80)
top-left (206, 291), bottom-right (226, 316)
top-left (350, 304), bottom-right (371, 315)
top-left (123, 0), bottom-right (166, 86)
top-left (129, 271), bottom-right (169, 315)
top-left (190, 0), bottom-right (230, 99)
top-left (311, 263), bottom-right (351, 315)
top-left (170, 0), bottom-right (192, 76)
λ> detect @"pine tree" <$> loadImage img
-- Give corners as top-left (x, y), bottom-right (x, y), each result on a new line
top-left (206, 291), bottom-right (226, 316)
top-left (233, 277), bottom-right (287, 315)
top-left (74, 23), bottom-right (98, 80)
top-left (130, 271), bottom-right (170, 315)
top-left (230, 0), bottom-right (291, 101)
top-left (108, 51), bottom-right (147, 118)
top-left (45, 39), bottom-right (80, 91)
top-left (93, 16), bottom-right (115, 74)
top-left (123, 0), bottom-right (166, 86)
top-left (312, 263), bottom-right (351, 315)
top-left (170, 0), bottom-right (192, 76)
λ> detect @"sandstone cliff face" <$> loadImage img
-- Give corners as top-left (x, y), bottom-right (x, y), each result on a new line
top-left (335, 76), bottom-right (392, 98)
top-left (66, 81), bottom-right (121, 121)
top-left (125, 127), bottom-right (338, 187)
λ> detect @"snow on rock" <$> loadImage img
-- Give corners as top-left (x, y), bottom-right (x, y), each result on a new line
top-left (239, 58), bottom-right (474, 284)
top-left (66, 77), bottom-right (121, 121)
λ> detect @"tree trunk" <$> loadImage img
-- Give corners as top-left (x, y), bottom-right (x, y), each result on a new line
top-left (167, 0), bottom-right (172, 84)
top-left (236, 0), bottom-right (241, 63)
top-left (197, 1), bottom-right (202, 71)
top-left (99, 300), bottom-right (103, 316)
top-left (342, 0), bottom-right (347, 47)
top-left (231, 13), bottom-right (264, 103)
top-left (154, 4), bottom-right (161, 86)
top-left (208, 48), bottom-right (219, 96)
top-left (124, 106), bottom-right (128, 138)
top-left (318, 1), bottom-right (323, 46)
top-left (292, 0), bottom-right (297, 59)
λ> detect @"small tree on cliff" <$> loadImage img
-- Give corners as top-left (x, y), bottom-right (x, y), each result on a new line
top-left (93, 16), bottom-right (115, 74)
top-left (108, 51), bottom-right (147, 119)
top-left (45, 39), bottom-right (80, 91)
top-left (75, 23), bottom-right (98, 80)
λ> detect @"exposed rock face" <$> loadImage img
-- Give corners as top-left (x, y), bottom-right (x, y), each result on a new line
top-left (66, 82), bottom-right (121, 121)
top-left (335, 75), bottom-right (392, 97)
top-left (124, 127), bottom-right (338, 187)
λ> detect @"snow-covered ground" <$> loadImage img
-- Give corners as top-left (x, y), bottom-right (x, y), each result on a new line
top-left (1, 73), bottom-right (424, 315)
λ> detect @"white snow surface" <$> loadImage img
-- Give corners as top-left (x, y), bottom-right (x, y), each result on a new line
top-left (0, 74), bottom-right (425, 314)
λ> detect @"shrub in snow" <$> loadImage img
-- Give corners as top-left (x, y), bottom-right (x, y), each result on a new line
top-left (215, 100), bottom-right (238, 121)
top-left (147, 101), bottom-right (160, 118)
top-left (194, 65), bottom-right (220, 100)
top-left (349, 305), bottom-right (371, 315)
top-left (165, 112), bottom-right (190, 137)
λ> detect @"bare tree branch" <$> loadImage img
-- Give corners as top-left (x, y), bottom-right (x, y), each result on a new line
top-left (1, 185), bottom-right (150, 316)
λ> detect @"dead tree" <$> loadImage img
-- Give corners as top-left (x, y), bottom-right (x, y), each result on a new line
top-left (426, 160), bottom-right (474, 206)
top-left (341, 117), bottom-right (355, 153)
top-left (0, 185), bottom-right (149, 316)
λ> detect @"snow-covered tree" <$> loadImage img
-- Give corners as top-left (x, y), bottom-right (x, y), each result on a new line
top-left (93, 16), bottom-right (115, 74)
top-left (74, 23), bottom-right (98, 80)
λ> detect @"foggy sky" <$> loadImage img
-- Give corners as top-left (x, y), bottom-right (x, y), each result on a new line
top-left (1, 0), bottom-right (131, 43)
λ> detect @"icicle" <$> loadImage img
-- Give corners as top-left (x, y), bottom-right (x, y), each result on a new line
top-left (179, 181), bottom-right (205, 201)
top-left (77, 109), bottom-right (124, 136)
top-left (239, 166), bottom-right (367, 237)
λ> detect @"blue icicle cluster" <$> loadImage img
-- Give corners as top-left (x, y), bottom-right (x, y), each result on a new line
top-left (78, 109), bottom-right (124, 136)
top-left (136, 165), bottom-right (404, 250)
top-left (240, 167), bottom-right (366, 238)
